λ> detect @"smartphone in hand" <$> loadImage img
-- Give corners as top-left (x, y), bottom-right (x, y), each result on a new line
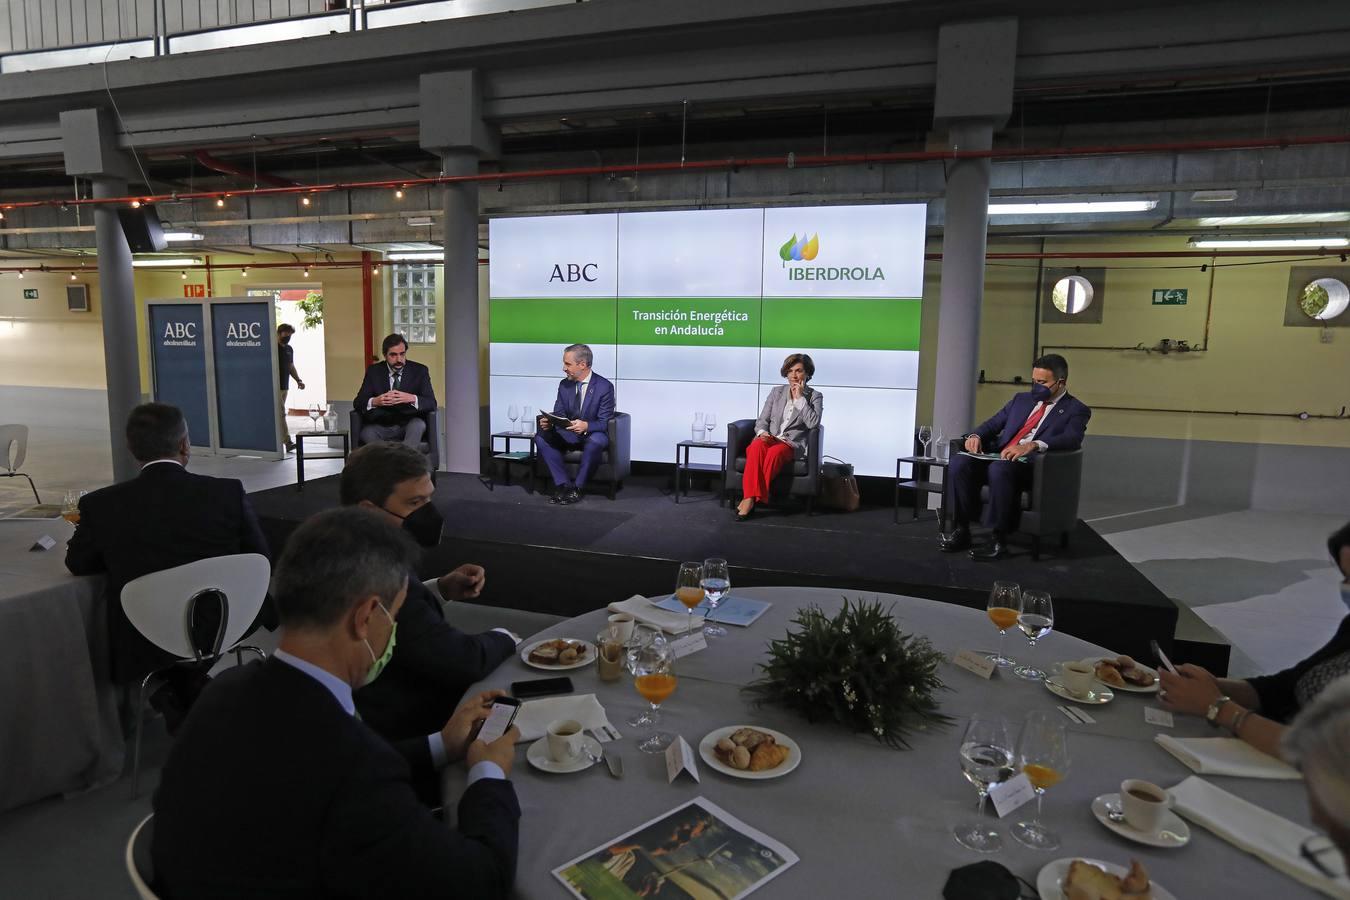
top-left (475, 696), bottom-right (521, 743)
top-left (1150, 639), bottom-right (1179, 674)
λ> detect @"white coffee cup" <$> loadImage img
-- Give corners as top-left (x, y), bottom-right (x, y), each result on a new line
top-left (607, 613), bottom-right (636, 643)
top-left (1120, 779), bottom-right (1171, 833)
top-left (1059, 661), bottom-right (1096, 697)
top-left (546, 718), bottom-right (585, 763)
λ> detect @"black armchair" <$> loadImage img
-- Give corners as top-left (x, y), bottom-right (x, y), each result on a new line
top-left (947, 438), bottom-right (1084, 560)
top-left (350, 408), bottom-right (440, 472)
top-left (724, 419), bottom-right (824, 514)
top-left (534, 412), bottom-right (631, 500)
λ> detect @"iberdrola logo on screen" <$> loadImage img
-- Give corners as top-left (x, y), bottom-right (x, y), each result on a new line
top-left (778, 232), bottom-right (884, 282)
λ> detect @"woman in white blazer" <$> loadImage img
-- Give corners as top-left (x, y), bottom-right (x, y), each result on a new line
top-left (736, 353), bottom-right (824, 521)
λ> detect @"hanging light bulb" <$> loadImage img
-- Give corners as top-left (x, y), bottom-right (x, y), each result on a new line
top-left (303, 267), bottom-right (310, 278)
top-left (241, 267), bottom-right (248, 277)
top-left (395, 187), bottom-right (405, 199)
top-left (69, 272), bottom-right (77, 281)
top-left (301, 194), bottom-right (311, 207)
top-left (130, 199), bottom-right (141, 209)
top-left (216, 196), bottom-right (226, 207)
top-left (17, 269), bottom-right (24, 279)
top-left (181, 271), bottom-right (187, 280)
top-left (0, 210), bottom-right (6, 220)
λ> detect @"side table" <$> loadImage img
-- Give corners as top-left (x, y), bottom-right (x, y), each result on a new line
top-left (894, 455), bottom-right (948, 529)
top-left (295, 431), bottom-right (350, 492)
top-left (674, 440), bottom-right (728, 504)
top-left (489, 431), bottom-right (537, 493)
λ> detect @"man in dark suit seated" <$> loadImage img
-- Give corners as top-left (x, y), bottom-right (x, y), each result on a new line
top-left (65, 402), bottom-right (271, 730)
top-left (353, 332), bottom-right (437, 448)
top-left (151, 507), bottom-right (521, 900)
top-left (534, 342), bottom-right (616, 505)
top-left (940, 354), bottom-right (1091, 561)
top-left (341, 442), bottom-right (520, 741)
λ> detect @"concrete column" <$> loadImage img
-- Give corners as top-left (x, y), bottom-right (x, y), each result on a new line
top-left (92, 177), bottom-right (141, 482)
top-left (931, 120), bottom-right (993, 440)
top-left (440, 151), bottom-right (480, 474)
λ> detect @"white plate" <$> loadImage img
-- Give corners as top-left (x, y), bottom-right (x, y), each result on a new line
top-left (1091, 793), bottom-right (1191, 848)
top-left (519, 638), bottom-right (597, 671)
top-left (526, 735), bottom-right (601, 774)
top-left (1083, 656), bottom-right (1161, 693)
top-left (697, 725), bottom-right (802, 780)
top-left (1045, 676), bottom-right (1115, 705)
top-left (1037, 857), bottom-right (1178, 900)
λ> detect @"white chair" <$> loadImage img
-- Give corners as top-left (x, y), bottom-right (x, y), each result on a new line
top-left (124, 814), bottom-right (160, 900)
top-left (0, 424), bottom-right (39, 504)
top-left (121, 553), bottom-right (271, 797)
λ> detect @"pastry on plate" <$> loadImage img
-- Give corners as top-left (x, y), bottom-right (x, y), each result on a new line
top-left (528, 639), bottom-right (587, 666)
top-left (713, 727), bottom-right (788, 771)
top-left (1063, 858), bottom-right (1153, 900)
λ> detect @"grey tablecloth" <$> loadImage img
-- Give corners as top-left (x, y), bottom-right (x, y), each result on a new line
top-left (0, 520), bottom-right (123, 812)
top-left (452, 586), bottom-right (1322, 899)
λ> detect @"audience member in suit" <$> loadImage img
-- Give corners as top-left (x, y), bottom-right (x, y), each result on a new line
top-left (65, 403), bottom-right (271, 729)
top-left (152, 507), bottom-right (521, 900)
top-left (534, 342), bottom-right (616, 505)
top-left (353, 332), bottom-right (438, 448)
top-left (940, 354), bottom-right (1091, 560)
top-left (1160, 521), bottom-right (1350, 760)
top-left (341, 442), bottom-right (519, 741)
top-left (735, 353), bottom-right (823, 522)
top-left (1282, 673), bottom-right (1350, 870)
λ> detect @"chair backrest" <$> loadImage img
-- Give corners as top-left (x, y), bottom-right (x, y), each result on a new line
top-left (125, 814), bottom-right (159, 900)
top-left (0, 424), bottom-right (28, 472)
top-left (120, 554), bottom-right (271, 660)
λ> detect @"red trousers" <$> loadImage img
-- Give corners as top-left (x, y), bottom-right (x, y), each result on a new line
top-left (742, 437), bottom-right (795, 501)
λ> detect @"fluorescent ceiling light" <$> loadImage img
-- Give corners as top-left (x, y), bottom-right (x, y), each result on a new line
top-left (387, 251), bottom-right (443, 261)
top-left (988, 200), bottom-right (1157, 216)
top-left (1190, 190), bottom-right (1238, 202)
top-left (162, 231), bottom-right (204, 241)
top-left (132, 257), bottom-right (201, 267)
top-left (406, 216), bottom-right (434, 227)
top-left (1195, 212), bottom-right (1350, 227)
top-left (1188, 236), bottom-right (1349, 249)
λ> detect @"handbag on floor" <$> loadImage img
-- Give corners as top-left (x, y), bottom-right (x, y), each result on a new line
top-left (817, 456), bottom-right (860, 512)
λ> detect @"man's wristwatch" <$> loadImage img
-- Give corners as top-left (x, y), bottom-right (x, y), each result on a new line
top-left (1205, 696), bottom-right (1232, 727)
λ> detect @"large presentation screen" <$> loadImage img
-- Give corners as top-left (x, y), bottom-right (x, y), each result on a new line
top-left (488, 204), bottom-right (926, 477)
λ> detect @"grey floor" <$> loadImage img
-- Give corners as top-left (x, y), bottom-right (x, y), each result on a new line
top-left (0, 424), bottom-right (1342, 897)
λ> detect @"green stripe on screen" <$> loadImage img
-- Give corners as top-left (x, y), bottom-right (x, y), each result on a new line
top-left (618, 298), bottom-right (761, 346)
top-left (762, 297), bottom-right (921, 351)
top-left (489, 298), bottom-right (617, 344)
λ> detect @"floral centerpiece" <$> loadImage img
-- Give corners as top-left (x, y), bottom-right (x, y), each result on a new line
top-left (745, 598), bottom-right (951, 749)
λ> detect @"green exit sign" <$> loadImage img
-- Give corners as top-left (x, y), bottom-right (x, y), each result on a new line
top-left (22, 288), bottom-right (38, 299)
top-left (1152, 289), bottom-right (1187, 306)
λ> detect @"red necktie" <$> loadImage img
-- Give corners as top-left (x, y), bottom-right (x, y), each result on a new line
top-left (1003, 402), bottom-right (1047, 450)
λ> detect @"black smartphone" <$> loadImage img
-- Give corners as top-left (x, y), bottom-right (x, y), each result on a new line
top-left (1149, 639), bottom-right (1178, 674)
top-left (475, 696), bottom-right (521, 743)
top-left (511, 676), bottom-right (575, 700)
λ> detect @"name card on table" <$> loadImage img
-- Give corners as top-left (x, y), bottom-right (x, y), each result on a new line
top-left (989, 772), bottom-right (1036, 818)
top-left (1145, 707), bottom-right (1175, 728)
top-left (29, 534), bottom-right (57, 552)
top-left (951, 650), bottom-right (996, 679)
top-left (666, 735), bottom-right (700, 784)
top-left (668, 630), bottom-right (707, 659)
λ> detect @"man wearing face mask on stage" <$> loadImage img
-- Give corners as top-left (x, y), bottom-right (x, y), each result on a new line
top-left (339, 442), bottom-right (519, 741)
top-left (939, 354), bottom-right (1091, 561)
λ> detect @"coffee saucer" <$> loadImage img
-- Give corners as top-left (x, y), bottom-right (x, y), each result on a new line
top-left (1045, 676), bottom-right (1114, 705)
top-left (1091, 793), bottom-right (1190, 848)
top-left (526, 735), bottom-right (602, 774)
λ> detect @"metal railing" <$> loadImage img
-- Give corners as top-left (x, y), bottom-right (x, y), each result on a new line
top-left (0, 0), bottom-right (576, 72)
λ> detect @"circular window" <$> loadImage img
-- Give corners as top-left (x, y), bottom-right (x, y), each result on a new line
top-left (1051, 275), bottom-right (1095, 314)
top-left (1300, 277), bottom-right (1350, 321)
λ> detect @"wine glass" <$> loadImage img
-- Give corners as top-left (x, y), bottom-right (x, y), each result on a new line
top-left (61, 490), bottom-right (86, 526)
top-left (507, 404), bottom-right (519, 432)
top-left (704, 412), bottom-right (717, 442)
top-left (674, 561), bottom-right (705, 635)
top-left (986, 581), bottom-right (1021, 668)
top-left (953, 715), bottom-right (1015, 853)
top-left (308, 403), bottom-right (322, 432)
top-left (625, 625), bottom-right (664, 727)
top-left (917, 424), bottom-right (933, 459)
top-left (632, 638), bottom-right (677, 754)
top-left (1013, 590), bottom-right (1054, 681)
top-left (1011, 711), bottom-right (1070, 850)
top-left (700, 557), bottom-right (730, 638)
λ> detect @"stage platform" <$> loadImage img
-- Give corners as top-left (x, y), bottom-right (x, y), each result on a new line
top-left (250, 471), bottom-right (1205, 667)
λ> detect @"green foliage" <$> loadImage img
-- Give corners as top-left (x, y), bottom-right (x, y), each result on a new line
top-left (745, 598), bottom-right (951, 749)
top-left (1301, 283), bottom-right (1329, 319)
top-left (297, 291), bottom-right (325, 330)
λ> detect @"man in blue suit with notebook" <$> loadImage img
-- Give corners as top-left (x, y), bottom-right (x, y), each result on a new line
top-left (940, 354), bottom-right (1091, 560)
top-left (535, 343), bottom-right (616, 505)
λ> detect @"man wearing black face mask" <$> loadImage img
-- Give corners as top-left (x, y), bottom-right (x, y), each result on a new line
top-left (940, 354), bottom-right (1091, 560)
top-left (339, 442), bottom-right (519, 740)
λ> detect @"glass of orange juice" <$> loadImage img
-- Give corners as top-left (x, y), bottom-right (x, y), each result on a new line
top-left (1011, 711), bottom-right (1069, 850)
top-left (986, 581), bottom-right (1021, 667)
top-left (674, 561), bottom-right (705, 636)
top-left (61, 490), bottom-right (86, 527)
top-left (632, 639), bottom-right (677, 754)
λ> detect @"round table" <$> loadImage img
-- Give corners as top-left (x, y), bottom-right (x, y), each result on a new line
top-left (451, 586), bottom-right (1322, 898)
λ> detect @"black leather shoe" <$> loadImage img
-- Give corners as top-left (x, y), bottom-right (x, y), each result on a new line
top-left (549, 486), bottom-right (570, 505)
top-left (564, 486), bottom-right (582, 504)
top-left (938, 526), bottom-right (971, 553)
top-left (969, 538), bottom-right (1007, 561)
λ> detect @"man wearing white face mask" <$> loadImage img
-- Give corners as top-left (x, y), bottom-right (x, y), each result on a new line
top-left (152, 508), bottom-right (521, 899)
top-left (1160, 521), bottom-right (1350, 760)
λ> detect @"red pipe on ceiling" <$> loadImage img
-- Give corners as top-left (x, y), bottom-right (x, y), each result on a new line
top-left (192, 150), bottom-right (300, 189)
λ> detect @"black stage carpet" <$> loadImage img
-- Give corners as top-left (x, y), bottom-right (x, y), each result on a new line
top-left (250, 471), bottom-right (1181, 663)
